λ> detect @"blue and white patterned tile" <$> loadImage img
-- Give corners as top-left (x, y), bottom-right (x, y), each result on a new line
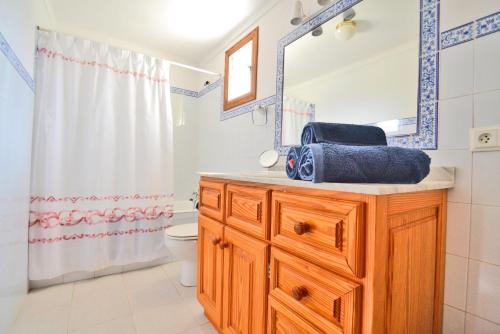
top-left (220, 95), bottom-right (276, 121)
top-left (198, 78), bottom-right (223, 98)
top-left (441, 22), bottom-right (474, 49)
top-left (170, 86), bottom-right (198, 97)
top-left (0, 32), bottom-right (35, 92)
top-left (476, 11), bottom-right (500, 38)
top-left (421, 5), bottom-right (440, 55)
top-left (420, 0), bottom-right (439, 11)
top-left (420, 54), bottom-right (439, 103)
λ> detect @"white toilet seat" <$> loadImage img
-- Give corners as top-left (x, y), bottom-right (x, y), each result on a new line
top-left (165, 223), bottom-right (198, 240)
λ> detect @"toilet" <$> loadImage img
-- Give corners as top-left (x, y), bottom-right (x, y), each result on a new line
top-left (165, 222), bottom-right (198, 287)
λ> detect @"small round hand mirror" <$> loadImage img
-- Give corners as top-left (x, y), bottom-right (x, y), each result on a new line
top-left (259, 149), bottom-right (280, 168)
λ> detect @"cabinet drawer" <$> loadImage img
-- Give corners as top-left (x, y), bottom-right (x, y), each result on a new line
top-left (268, 296), bottom-right (324, 334)
top-left (199, 180), bottom-right (225, 221)
top-left (271, 191), bottom-right (365, 277)
top-left (269, 248), bottom-right (362, 334)
top-left (226, 184), bottom-right (270, 240)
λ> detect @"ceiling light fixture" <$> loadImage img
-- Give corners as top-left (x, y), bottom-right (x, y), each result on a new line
top-left (290, 0), bottom-right (306, 25)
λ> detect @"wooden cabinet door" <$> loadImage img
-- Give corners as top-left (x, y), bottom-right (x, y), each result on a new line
top-left (385, 207), bottom-right (441, 333)
top-left (222, 227), bottom-right (269, 334)
top-left (197, 214), bottom-right (224, 329)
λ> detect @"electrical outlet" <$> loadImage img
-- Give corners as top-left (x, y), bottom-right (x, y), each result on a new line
top-left (470, 126), bottom-right (500, 151)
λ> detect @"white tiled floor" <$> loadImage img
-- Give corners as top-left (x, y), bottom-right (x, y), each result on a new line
top-left (8, 262), bottom-right (218, 334)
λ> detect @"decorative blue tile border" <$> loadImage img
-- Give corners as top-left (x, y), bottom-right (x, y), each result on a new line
top-left (274, 0), bottom-right (440, 154)
top-left (198, 79), bottom-right (223, 97)
top-left (0, 32), bottom-right (35, 92)
top-left (476, 11), bottom-right (500, 38)
top-left (170, 86), bottom-right (198, 97)
top-left (181, 76), bottom-right (279, 121)
top-left (220, 95), bottom-right (276, 121)
top-left (441, 11), bottom-right (500, 49)
top-left (441, 22), bottom-right (474, 49)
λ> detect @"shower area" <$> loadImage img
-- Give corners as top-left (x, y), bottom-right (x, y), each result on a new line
top-left (27, 29), bottom-right (215, 287)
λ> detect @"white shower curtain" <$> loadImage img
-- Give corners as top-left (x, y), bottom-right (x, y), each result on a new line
top-left (29, 31), bottom-right (174, 280)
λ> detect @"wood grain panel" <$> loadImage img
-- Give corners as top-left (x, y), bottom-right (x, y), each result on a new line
top-left (271, 191), bottom-right (365, 277)
top-left (199, 180), bottom-right (225, 221)
top-left (226, 184), bottom-right (270, 240)
top-left (222, 227), bottom-right (268, 334)
top-left (268, 296), bottom-right (326, 334)
top-left (270, 248), bottom-right (362, 334)
top-left (385, 207), bottom-right (439, 333)
top-left (197, 214), bottom-right (224, 329)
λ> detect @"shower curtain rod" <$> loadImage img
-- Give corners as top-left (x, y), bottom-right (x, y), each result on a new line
top-left (36, 26), bottom-right (221, 76)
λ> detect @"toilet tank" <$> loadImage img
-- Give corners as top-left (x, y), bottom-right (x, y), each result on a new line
top-left (172, 200), bottom-right (198, 225)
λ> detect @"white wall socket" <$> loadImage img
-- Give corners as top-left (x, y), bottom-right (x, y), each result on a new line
top-left (470, 126), bottom-right (500, 151)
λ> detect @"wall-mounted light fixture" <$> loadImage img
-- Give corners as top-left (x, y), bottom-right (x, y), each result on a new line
top-left (311, 25), bottom-right (323, 36)
top-left (335, 20), bottom-right (356, 40)
top-left (290, 0), bottom-right (306, 25)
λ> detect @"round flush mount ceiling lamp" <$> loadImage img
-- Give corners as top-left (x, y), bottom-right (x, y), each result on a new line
top-left (335, 21), bottom-right (356, 40)
top-left (290, 0), bottom-right (306, 25)
top-left (312, 25), bottom-right (323, 36)
top-left (317, 0), bottom-right (332, 6)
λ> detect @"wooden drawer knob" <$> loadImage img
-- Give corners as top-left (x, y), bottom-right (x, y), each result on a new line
top-left (291, 286), bottom-right (308, 301)
top-left (211, 238), bottom-right (221, 246)
top-left (294, 222), bottom-right (310, 235)
top-left (219, 241), bottom-right (229, 249)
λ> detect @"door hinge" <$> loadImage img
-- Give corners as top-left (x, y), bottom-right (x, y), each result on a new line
top-left (267, 262), bottom-right (271, 278)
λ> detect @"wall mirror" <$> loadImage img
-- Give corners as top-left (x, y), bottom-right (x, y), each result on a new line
top-left (274, 0), bottom-right (439, 154)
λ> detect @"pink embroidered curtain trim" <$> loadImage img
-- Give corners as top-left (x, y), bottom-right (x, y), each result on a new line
top-left (31, 193), bottom-right (174, 203)
top-left (37, 47), bottom-right (168, 83)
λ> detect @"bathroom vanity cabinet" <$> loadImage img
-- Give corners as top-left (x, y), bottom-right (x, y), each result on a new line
top-left (196, 174), bottom-right (451, 334)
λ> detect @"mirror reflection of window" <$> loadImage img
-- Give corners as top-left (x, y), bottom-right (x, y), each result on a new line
top-left (224, 27), bottom-right (258, 110)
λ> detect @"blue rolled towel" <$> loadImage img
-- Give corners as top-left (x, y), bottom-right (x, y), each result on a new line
top-left (298, 143), bottom-right (430, 184)
top-left (301, 122), bottom-right (387, 146)
top-left (286, 146), bottom-right (302, 180)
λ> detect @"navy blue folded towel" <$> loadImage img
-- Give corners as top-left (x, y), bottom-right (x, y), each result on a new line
top-left (286, 146), bottom-right (302, 180)
top-left (301, 122), bottom-right (387, 146)
top-left (298, 143), bottom-right (431, 184)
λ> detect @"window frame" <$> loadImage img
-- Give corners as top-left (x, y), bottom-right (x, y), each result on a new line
top-left (223, 27), bottom-right (259, 111)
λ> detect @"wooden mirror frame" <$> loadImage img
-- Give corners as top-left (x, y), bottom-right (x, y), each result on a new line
top-left (224, 27), bottom-right (259, 111)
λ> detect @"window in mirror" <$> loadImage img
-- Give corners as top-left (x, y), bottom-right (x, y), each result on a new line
top-left (224, 27), bottom-right (258, 110)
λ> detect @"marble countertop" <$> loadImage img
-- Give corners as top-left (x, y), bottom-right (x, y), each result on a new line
top-left (198, 167), bottom-right (455, 195)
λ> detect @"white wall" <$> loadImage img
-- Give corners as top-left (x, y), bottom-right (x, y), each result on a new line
top-left (197, 0), bottom-right (500, 333)
top-left (0, 0), bottom-right (51, 331)
top-left (196, 87), bottom-right (276, 173)
top-left (436, 1), bottom-right (500, 332)
top-left (171, 93), bottom-right (200, 199)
